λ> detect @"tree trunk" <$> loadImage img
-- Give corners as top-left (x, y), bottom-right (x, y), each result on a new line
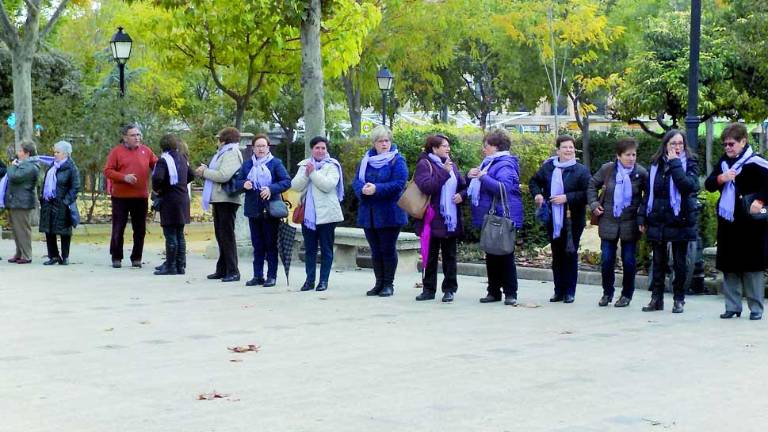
top-left (705, 117), bottom-right (714, 175)
top-left (234, 98), bottom-right (246, 130)
top-left (300, 0), bottom-right (326, 158)
top-left (440, 104), bottom-right (449, 123)
top-left (582, 113), bottom-right (591, 171)
top-left (341, 70), bottom-right (361, 137)
top-left (10, 50), bottom-right (34, 150)
top-left (479, 109), bottom-right (489, 131)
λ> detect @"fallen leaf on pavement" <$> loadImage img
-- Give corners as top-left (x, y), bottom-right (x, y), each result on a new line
top-left (229, 359), bottom-right (243, 363)
top-left (104, 328), bottom-right (114, 332)
top-left (138, 321), bottom-right (150, 325)
top-left (559, 330), bottom-right (574, 335)
top-left (198, 391), bottom-right (230, 400)
top-left (241, 304), bottom-right (257, 309)
top-left (227, 344), bottom-right (260, 353)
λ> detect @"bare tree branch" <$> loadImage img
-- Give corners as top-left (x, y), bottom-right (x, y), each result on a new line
top-left (203, 20), bottom-right (239, 101)
top-left (628, 119), bottom-right (664, 138)
top-left (24, 0), bottom-right (40, 16)
top-left (40, 0), bottom-right (71, 41)
top-left (0, 5), bottom-right (20, 49)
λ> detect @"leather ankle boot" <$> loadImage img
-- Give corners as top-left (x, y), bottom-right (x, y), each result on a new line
top-left (672, 300), bottom-right (685, 313)
top-left (642, 296), bottom-right (663, 312)
top-left (366, 260), bottom-right (384, 296)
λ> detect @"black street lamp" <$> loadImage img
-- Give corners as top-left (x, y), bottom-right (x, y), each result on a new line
top-left (685, 0), bottom-right (702, 151)
top-left (376, 66), bottom-right (394, 126)
top-left (110, 27), bottom-right (133, 97)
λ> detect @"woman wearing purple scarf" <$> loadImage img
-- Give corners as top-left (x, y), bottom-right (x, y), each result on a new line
top-left (39, 141), bottom-right (80, 266)
top-left (353, 125), bottom-right (408, 297)
top-left (469, 130), bottom-right (524, 306)
top-left (640, 130), bottom-right (700, 314)
top-left (530, 136), bottom-right (591, 304)
top-left (413, 134), bottom-right (467, 303)
top-left (705, 123), bottom-right (768, 320)
top-left (234, 134), bottom-right (291, 287)
top-left (291, 136), bottom-right (344, 292)
top-left (588, 138), bottom-right (648, 308)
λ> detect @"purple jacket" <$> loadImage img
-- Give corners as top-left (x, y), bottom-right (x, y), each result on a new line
top-left (466, 154), bottom-right (524, 229)
top-left (412, 153), bottom-right (468, 238)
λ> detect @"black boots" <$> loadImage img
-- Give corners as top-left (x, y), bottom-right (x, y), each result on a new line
top-left (154, 244), bottom-right (177, 275)
top-left (366, 260), bottom-right (385, 296)
top-left (642, 296), bottom-right (664, 312)
top-left (672, 300), bottom-right (685, 313)
top-left (176, 248), bottom-right (186, 275)
top-left (377, 260), bottom-right (396, 297)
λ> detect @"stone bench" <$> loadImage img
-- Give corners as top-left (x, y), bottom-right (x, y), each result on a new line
top-left (294, 226), bottom-right (420, 275)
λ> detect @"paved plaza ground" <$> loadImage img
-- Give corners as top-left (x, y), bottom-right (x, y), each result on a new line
top-left (1, 238), bottom-right (766, 432)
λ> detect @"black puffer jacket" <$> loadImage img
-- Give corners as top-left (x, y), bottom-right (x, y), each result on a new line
top-left (639, 156), bottom-right (700, 242)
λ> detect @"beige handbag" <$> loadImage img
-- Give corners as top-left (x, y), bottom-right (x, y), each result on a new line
top-left (397, 161), bottom-right (433, 219)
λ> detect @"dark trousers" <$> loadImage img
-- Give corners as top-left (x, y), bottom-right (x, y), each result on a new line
top-left (423, 237), bottom-right (458, 294)
top-left (651, 241), bottom-right (688, 301)
top-left (46, 233), bottom-right (71, 259)
top-left (551, 232), bottom-right (581, 297)
top-left (303, 222), bottom-right (336, 284)
top-left (213, 202), bottom-right (240, 277)
top-left (600, 239), bottom-right (637, 299)
top-left (249, 216), bottom-right (279, 279)
top-left (485, 251), bottom-right (517, 298)
top-left (110, 197), bottom-right (148, 262)
top-left (363, 227), bottom-right (400, 262)
top-left (162, 224), bottom-right (186, 258)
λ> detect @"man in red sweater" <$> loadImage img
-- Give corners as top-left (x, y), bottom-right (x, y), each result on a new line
top-left (103, 124), bottom-right (158, 268)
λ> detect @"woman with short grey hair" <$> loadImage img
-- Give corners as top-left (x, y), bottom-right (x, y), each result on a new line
top-left (2, 141), bottom-right (40, 264)
top-left (40, 140), bottom-right (81, 265)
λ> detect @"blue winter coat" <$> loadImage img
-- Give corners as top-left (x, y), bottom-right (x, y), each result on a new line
top-left (352, 148), bottom-right (408, 228)
top-left (466, 154), bottom-right (524, 229)
top-left (234, 157), bottom-right (291, 218)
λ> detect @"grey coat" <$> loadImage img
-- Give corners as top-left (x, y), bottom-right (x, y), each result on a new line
top-left (587, 161), bottom-right (648, 242)
top-left (5, 159), bottom-right (40, 209)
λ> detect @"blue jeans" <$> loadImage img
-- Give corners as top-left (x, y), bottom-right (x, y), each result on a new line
top-left (600, 239), bottom-right (637, 299)
top-left (302, 222), bottom-right (337, 284)
top-left (249, 216), bottom-right (279, 279)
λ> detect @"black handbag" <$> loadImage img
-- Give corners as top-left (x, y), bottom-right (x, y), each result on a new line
top-left (742, 193), bottom-right (768, 221)
top-left (479, 184), bottom-right (516, 255)
top-left (268, 196), bottom-right (289, 219)
top-left (222, 168), bottom-right (243, 196)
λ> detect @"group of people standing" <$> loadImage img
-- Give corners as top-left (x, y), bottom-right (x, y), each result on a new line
top-left (1, 122), bottom-right (766, 320)
top-left (1, 140), bottom-right (81, 266)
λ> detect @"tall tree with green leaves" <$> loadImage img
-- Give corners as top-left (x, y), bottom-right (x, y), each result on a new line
top-left (611, 9), bottom-right (736, 138)
top-left (0, 0), bottom-right (75, 149)
top-left (497, 0), bottom-right (623, 136)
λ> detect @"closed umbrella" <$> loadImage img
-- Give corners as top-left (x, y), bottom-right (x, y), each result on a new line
top-left (277, 221), bottom-right (297, 285)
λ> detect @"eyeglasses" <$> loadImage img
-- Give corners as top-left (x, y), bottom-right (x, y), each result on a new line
top-left (723, 141), bottom-right (739, 148)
